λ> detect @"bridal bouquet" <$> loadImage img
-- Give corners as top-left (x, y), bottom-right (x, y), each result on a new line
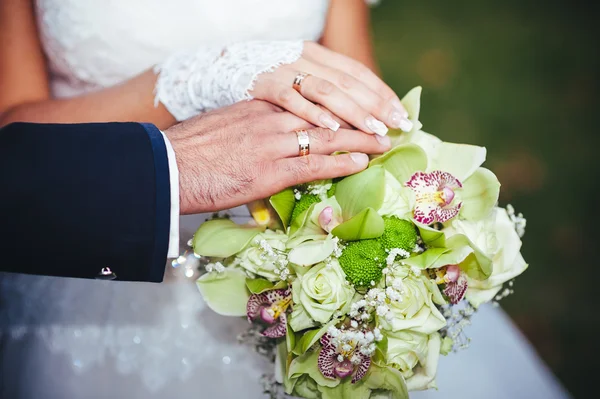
top-left (192, 87), bottom-right (528, 399)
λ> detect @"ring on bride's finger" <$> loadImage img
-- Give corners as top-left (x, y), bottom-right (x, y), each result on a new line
top-left (296, 129), bottom-right (310, 157)
top-left (292, 72), bottom-right (310, 92)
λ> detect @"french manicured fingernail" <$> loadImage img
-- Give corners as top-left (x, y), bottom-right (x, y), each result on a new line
top-left (391, 99), bottom-right (408, 117)
top-left (319, 114), bottom-right (340, 131)
top-left (365, 116), bottom-right (388, 136)
top-left (398, 117), bottom-right (413, 132)
top-left (350, 152), bottom-right (369, 166)
top-left (375, 134), bottom-right (391, 147)
top-left (390, 111), bottom-right (403, 128)
top-left (390, 111), bottom-right (414, 132)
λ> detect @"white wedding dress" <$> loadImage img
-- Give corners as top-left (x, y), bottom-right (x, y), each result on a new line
top-left (0, 1), bottom-right (570, 398)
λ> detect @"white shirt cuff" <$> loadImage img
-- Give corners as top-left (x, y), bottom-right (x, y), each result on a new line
top-left (159, 130), bottom-right (180, 258)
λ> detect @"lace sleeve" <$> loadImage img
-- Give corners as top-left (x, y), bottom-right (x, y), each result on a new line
top-left (154, 41), bottom-right (304, 121)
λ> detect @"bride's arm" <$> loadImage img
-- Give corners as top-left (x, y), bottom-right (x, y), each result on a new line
top-left (320, 0), bottom-right (379, 73)
top-left (0, 0), bottom-right (176, 129)
top-left (1, 0), bottom-right (410, 133)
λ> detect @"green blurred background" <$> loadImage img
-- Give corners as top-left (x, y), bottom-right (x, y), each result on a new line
top-left (370, 0), bottom-right (598, 397)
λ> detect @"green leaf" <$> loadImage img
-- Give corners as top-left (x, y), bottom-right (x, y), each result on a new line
top-left (292, 319), bottom-right (338, 356)
top-left (192, 219), bottom-right (264, 258)
top-left (269, 188), bottom-right (296, 229)
top-left (293, 329), bottom-right (321, 356)
top-left (196, 269), bottom-right (250, 316)
top-left (370, 144), bottom-right (428, 185)
top-left (273, 280), bottom-right (288, 290)
top-left (423, 278), bottom-right (447, 305)
top-left (245, 277), bottom-right (273, 294)
top-left (289, 350), bottom-right (340, 388)
top-left (290, 375), bottom-right (321, 399)
top-left (286, 323), bottom-right (297, 353)
top-left (403, 242), bottom-right (476, 271)
top-left (276, 341), bottom-right (291, 389)
top-left (318, 378), bottom-right (372, 399)
top-left (363, 365), bottom-right (409, 399)
top-left (416, 224), bottom-right (446, 248)
top-left (460, 167), bottom-right (501, 221)
top-left (402, 247), bottom-right (451, 269)
top-left (245, 278), bottom-right (287, 294)
top-left (335, 165), bottom-right (386, 219)
top-left (372, 335), bottom-right (389, 366)
top-left (331, 208), bottom-right (385, 241)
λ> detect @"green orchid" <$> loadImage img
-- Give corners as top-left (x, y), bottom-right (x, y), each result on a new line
top-left (328, 166), bottom-right (387, 241)
top-left (286, 343), bottom-right (408, 399)
top-left (192, 218), bottom-right (265, 258)
top-left (195, 268), bottom-right (250, 316)
top-left (400, 230), bottom-right (493, 305)
top-left (402, 233), bottom-right (492, 280)
top-left (371, 142), bottom-right (500, 226)
top-left (445, 207), bottom-right (529, 308)
top-left (287, 196), bottom-right (343, 246)
top-left (373, 86), bottom-right (500, 225)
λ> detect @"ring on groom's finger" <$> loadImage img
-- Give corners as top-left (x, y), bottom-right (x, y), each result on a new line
top-left (296, 129), bottom-right (310, 156)
top-left (292, 72), bottom-right (310, 92)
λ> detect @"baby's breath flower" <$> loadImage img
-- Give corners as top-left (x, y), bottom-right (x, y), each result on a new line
top-left (205, 261), bottom-right (225, 273)
top-left (506, 204), bottom-right (527, 238)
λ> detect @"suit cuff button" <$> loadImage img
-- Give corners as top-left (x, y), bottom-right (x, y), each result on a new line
top-left (96, 267), bottom-right (117, 280)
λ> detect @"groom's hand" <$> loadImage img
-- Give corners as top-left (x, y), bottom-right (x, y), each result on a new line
top-left (165, 100), bottom-right (391, 214)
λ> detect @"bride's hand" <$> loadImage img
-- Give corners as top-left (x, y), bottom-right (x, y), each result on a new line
top-left (154, 41), bottom-right (410, 135)
top-left (249, 42), bottom-right (411, 135)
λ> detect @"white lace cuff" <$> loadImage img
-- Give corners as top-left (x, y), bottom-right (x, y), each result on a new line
top-left (154, 41), bottom-right (304, 121)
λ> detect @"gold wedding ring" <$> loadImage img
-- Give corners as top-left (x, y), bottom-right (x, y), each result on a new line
top-left (293, 72), bottom-right (310, 92)
top-left (296, 129), bottom-right (310, 157)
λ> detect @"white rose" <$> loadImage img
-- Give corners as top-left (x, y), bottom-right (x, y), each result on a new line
top-left (386, 330), bottom-right (430, 373)
top-left (237, 230), bottom-right (287, 281)
top-left (290, 260), bottom-right (355, 327)
top-left (380, 268), bottom-right (446, 334)
top-left (404, 332), bottom-right (441, 391)
top-left (445, 207), bottom-right (528, 307)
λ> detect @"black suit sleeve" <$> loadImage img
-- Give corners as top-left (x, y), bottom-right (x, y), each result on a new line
top-left (0, 122), bottom-right (171, 282)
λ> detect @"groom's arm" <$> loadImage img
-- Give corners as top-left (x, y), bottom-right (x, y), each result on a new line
top-left (0, 122), bottom-right (175, 282)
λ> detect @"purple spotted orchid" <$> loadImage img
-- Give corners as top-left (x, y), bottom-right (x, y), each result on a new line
top-left (405, 170), bottom-right (463, 225)
top-left (246, 288), bottom-right (291, 338)
top-left (436, 264), bottom-right (468, 304)
top-left (318, 333), bottom-right (372, 384)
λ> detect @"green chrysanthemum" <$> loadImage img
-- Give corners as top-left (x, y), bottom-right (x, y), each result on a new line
top-left (378, 217), bottom-right (418, 253)
top-left (338, 239), bottom-right (387, 287)
top-left (291, 193), bottom-right (320, 222)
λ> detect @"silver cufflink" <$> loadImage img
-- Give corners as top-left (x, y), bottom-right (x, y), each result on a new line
top-left (96, 267), bottom-right (117, 280)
